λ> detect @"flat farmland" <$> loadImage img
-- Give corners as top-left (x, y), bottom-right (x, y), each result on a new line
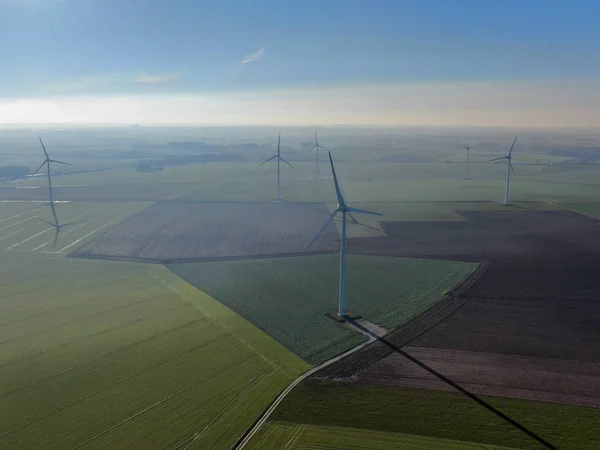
top-left (0, 201), bottom-right (150, 254)
top-left (412, 296), bottom-right (600, 362)
top-left (74, 201), bottom-right (339, 262)
top-left (169, 254), bottom-right (476, 364)
top-left (350, 208), bottom-right (600, 262)
top-left (267, 380), bottom-right (600, 449)
top-left (0, 254), bottom-right (308, 450)
top-left (247, 422), bottom-right (517, 450)
top-left (357, 346), bottom-right (600, 407)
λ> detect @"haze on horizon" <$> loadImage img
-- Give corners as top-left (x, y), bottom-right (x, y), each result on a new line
top-left (1, 0), bottom-right (600, 128)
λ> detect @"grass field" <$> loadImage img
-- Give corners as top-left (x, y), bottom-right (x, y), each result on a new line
top-left (169, 254), bottom-right (476, 364)
top-left (11, 159), bottom-right (600, 205)
top-left (268, 381), bottom-right (600, 450)
top-left (3, 140), bottom-right (600, 450)
top-left (0, 253), bottom-right (309, 449)
top-left (0, 201), bottom-right (149, 254)
top-left (558, 202), bottom-right (600, 219)
top-left (247, 422), bottom-right (519, 450)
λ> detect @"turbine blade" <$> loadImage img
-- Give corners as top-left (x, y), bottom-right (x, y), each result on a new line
top-left (305, 211), bottom-right (337, 252)
top-left (32, 161), bottom-right (46, 175)
top-left (489, 156), bottom-right (507, 162)
top-left (314, 131), bottom-right (318, 147)
top-left (279, 156), bottom-right (294, 168)
top-left (347, 206), bottom-right (383, 216)
top-left (508, 134), bottom-right (518, 158)
top-left (39, 137), bottom-right (49, 159)
top-left (318, 145), bottom-right (330, 151)
top-left (463, 145), bottom-right (470, 150)
top-left (49, 159), bottom-right (71, 166)
top-left (309, 144), bottom-right (317, 152)
top-left (259, 155), bottom-right (277, 166)
top-left (510, 161), bottom-right (516, 174)
top-left (328, 152), bottom-right (345, 206)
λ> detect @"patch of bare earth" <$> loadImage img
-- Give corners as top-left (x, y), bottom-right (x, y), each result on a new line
top-left (357, 346), bottom-right (600, 408)
top-left (72, 201), bottom-right (337, 262)
top-left (321, 208), bottom-right (600, 408)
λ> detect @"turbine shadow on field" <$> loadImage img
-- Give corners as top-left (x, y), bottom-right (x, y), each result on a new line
top-left (346, 318), bottom-right (558, 450)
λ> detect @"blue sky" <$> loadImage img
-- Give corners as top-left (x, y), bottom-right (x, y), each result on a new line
top-left (1, 0), bottom-right (600, 125)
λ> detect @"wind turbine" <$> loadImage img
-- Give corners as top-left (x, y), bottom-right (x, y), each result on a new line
top-left (490, 134), bottom-right (518, 206)
top-left (306, 152), bottom-right (382, 318)
top-left (259, 133), bottom-right (293, 201)
top-left (462, 145), bottom-right (471, 180)
top-left (33, 137), bottom-right (72, 246)
top-left (309, 132), bottom-right (329, 173)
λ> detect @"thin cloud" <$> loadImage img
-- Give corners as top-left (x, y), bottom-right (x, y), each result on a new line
top-left (240, 47), bottom-right (265, 64)
top-left (133, 73), bottom-right (180, 84)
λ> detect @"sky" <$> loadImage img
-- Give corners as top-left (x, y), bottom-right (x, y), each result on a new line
top-left (1, 0), bottom-right (599, 126)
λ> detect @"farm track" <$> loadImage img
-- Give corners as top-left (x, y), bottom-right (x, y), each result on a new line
top-left (322, 208), bottom-right (600, 410)
top-left (234, 334), bottom-right (377, 450)
top-left (314, 262), bottom-right (486, 379)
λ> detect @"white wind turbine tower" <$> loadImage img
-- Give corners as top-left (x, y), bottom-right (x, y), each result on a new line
top-left (305, 152), bottom-right (382, 318)
top-left (309, 132), bottom-right (329, 173)
top-left (462, 144), bottom-right (471, 180)
top-left (490, 134), bottom-right (518, 206)
top-left (259, 133), bottom-right (293, 201)
top-left (33, 137), bottom-right (72, 246)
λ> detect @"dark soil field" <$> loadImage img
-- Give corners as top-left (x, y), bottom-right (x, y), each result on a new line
top-left (321, 208), bottom-right (600, 409)
top-left (357, 346), bottom-right (600, 407)
top-left (73, 201), bottom-right (338, 262)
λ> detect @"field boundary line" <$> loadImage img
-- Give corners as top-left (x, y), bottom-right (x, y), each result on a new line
top-left (310, 261), bottom-right (487, 381)
top-left (282, 423), bottom-right (305, 450)
top-left (0, 215), bottom-right (39, 232)
top-left (0, 220), bottom-right (43, 243)
top-left (152, 272), bottom-right (289, 377)
top-left (6, 209), bottom-right (97, 251)
top-left (234, 334), bottom-right (376, 450)
top-left (31, 207), bottom-right (108, 251)
top-left (547, 201), bottom-right (600, 223)
top-left (47, 212), bottom-right (130, 254)
top-left (176, 371), bottom-right (271, 450)
top-left (0, 207), bottom-right (42, 224)
top-left (32, 216), bottom-right (99, 252)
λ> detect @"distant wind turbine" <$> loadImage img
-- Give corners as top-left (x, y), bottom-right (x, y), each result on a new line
top-left (490, 134), bottom-right (518, 206)
top-left (259, 133), bottom-right (293, 201)
top-left (462, 145), bottom-right (471, 180)
top-left (33, 138), bottom-right (72, 246)
top-left (309, 132), bottom-right (329, 173)
top-left (306, 152), bottom-right (382, 318)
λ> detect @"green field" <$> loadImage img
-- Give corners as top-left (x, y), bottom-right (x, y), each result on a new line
top-left (247, 422), bottom-right (519, 450)
top-left (558, 202), bottom-right (600, 219)
top-left (169, 254), bottom-right (476, 364)
top-left (0, 201), bottom-right (149, 254)
top-left (14, 158), bottom-right (600, 205)
top-left (267, 381), bottom-right (600, 450)
top-left (4, 128), bottom-right (600, 449)
top-left (0, 253), bottom-right (309, 449)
